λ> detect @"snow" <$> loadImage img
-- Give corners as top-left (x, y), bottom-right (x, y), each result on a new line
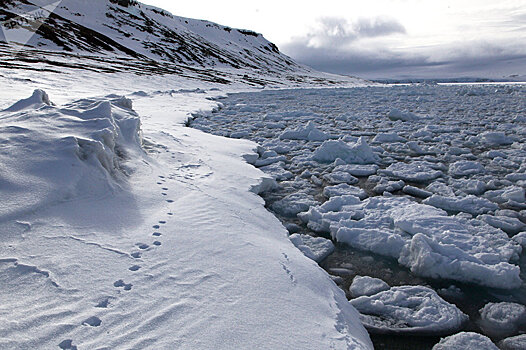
top-left (301, 195), bottom-right (522, 289)
top-left (479, 302), bottom-right (526, 337)
top-left (499, 335), bottom-right (526, 350)
top-left (350, 285), bottom-right (468, 335)
top-left (312, 138), bottom-right (379, 164)
top-left (348, 276), bottom-right (390, 298)
top-left (3, 14), bottom-right (526, 347)
top-left (432, 332), bottom-right (498, 350)
top-left (271, 192), bottom-right (319, 217)
top-left (480, 131), bottom-right (514, 146)
top-left (324, 184), bottom-right (368, 200)
top-left (0, 60), bottom-right (373, 350)
top-left (423, 194), bottom-right (499, 216)
top-left (380, 161), bottom-right (443, 183)
top-left (184, 82), bottom-right (526, 344)
top-left (478, 214), bottom-right (526, 235)
top-left (289, 234), bottom-right (335, 263)
top-left (280, 121), bottom-right (329, 141)
top-left (387, 108), bottom-right (419, 122)
top-left (449, 160), bottom-right (486, 177)
top-left (333, 164), bottom-right (379, 177)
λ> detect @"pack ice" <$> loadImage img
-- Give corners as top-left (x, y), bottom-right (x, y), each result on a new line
top-left (192, 86), bottom-right (526, 292)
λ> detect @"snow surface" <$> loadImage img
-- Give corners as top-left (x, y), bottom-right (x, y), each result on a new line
top-left (0, 50), bottom-right (373, 350)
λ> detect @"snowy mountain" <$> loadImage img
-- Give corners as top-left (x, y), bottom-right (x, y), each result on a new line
top-left (0, 0), bottom-right (363, 86)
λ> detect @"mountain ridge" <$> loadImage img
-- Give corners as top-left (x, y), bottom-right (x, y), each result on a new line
top-left (0, 0), bottom-right (367, 87)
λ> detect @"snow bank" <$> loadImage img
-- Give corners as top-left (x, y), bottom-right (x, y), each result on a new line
top-left (350, 285), bottom-right (467, 335)
top-left (0, 90), bottom-right (143, 221)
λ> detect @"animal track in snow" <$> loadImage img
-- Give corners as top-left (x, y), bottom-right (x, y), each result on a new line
top-left (137, 243), bottom-right (149, 250)
top-left (82, 316), bottom-right (102, 327)
top-left (58, 339), bottom-right (77, 350)
top-left (95, 297), bottom-right (111, 308)
top-left (129, 265), bottom-right (141, 271)
top-left (113, 279), bottom-right (132, 291)
top-left (153, 241), bottom-right (162, 246)
top-left (131, 252), bottom-right (141, 259)
top-left (152, 232), bottom-right (162, 237)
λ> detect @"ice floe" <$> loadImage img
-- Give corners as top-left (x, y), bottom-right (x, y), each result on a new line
top-left (432, 332), bottom-right (498, 350)
top-left (479, 302), bottom-right (526, 337)
top-left (348, 276), bottom-right (390, 298)
top-left (289, 234), bottom-right (335, 263)
top-left (350, 285), bottom-right (467, 335)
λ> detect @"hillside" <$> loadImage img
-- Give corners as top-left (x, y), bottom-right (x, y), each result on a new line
top-left (0, 0), bottom-right (365, 86)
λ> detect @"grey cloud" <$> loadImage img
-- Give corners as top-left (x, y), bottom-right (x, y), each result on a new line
top-left (300, 16), bottom-right (406, 48)
top-left (282, 40), bottom-right (526, 79)
top-left (352, 17), bottom-right (406, 38)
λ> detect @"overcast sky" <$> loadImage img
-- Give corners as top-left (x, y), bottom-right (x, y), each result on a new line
top-left (141, 0), bottom-right (526, 80)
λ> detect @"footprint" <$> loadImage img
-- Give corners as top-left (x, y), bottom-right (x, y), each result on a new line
top-left (166, 200), bottom-right (174, 203)
top-left (159, 176), bottom-right (165, 179)
top-left (153, 225), bottom-right (160, 229)
top-left (162, 193), bottom-right (167, 196)
top-left (82, 316), bottom-right (102, 327)
top-left (162, 188), bottom-right (168, 191)
top-left (58, 339), bottom-right (78, 350)
top-left (157, 182), bottom-right (162, 185)
top-left (95, 297), bottom-right (111, 308)
top-left (113, 279), bottom-right (132, 291)
top-left (152, 232), bottom-right (162, 237)
top-left (138, 243), bottom-right (149, 250)
top-left (129, 265), bottom-right (141, 271)
top-left (131, 252), bottom-right (141, 259)
top-left (153, 241), bottom-right (162, 246)
top-left (159, 221), bottom-right (166, 224)
top-left (167, 213), bottom-right (173, 216)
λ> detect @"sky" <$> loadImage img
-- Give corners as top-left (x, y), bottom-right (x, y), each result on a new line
top-left (141, 0), bottom-right (526, 80)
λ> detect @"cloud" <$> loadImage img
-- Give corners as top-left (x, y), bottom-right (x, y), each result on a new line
top-left (300, 16), bottom-right (406, 49)
top-left (282, 17), bottom-right (526, 79)
top-left (353, 17), bottom-right (406, 38)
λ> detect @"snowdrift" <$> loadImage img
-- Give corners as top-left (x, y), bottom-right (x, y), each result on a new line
top-left (0, 89), bottom-right (143, 221)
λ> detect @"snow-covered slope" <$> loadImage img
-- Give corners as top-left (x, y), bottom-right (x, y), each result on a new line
top-left (0, 0), bottom-right (365, 86)
top-left (0, 82), bottom-right (373, 350)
